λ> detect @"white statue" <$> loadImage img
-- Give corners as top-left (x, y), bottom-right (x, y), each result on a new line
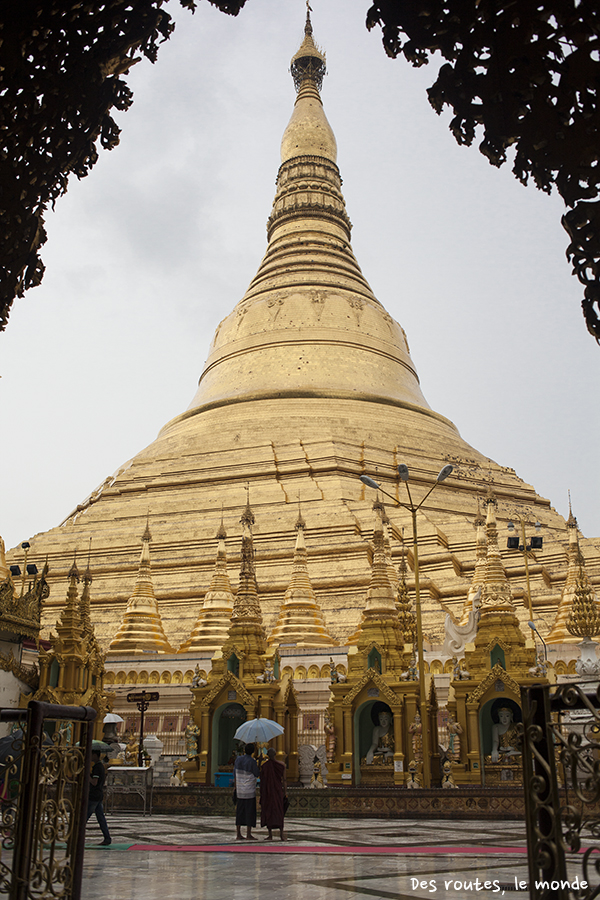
top-left (529, 650), bottom-right (548, 677)
top-left (452, 657), bottom-right (471, 680)
top-left (365, 710), bottom-right (394, 764)
top-left (191, 665), bottom-right (207, 688)
top-left (491, 707), bottom-right (521, 763)
top-left (442, 586), bottom-right (481, 657)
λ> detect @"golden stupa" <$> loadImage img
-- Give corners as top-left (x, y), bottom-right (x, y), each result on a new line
top-left (8, 11), bottom-right (599, 658)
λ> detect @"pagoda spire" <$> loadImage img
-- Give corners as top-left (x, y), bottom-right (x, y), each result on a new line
top-left (34, 550), bottom-right (107, 727)
top-left (397, 535), bottom-right (416, 645)
top-left (54, 554), bottom-right (84, 651)
top-left (380, 504), bottom-right (400, 596)
top-left (224, 495), bottom-right (267, 680)
top-left (176, 9), bottom-right (433, 428)
top-left (268, 510), bottom-right (337, 648)
top-left (80, 539), bottom-right (94, 641)
top-left (464, 488), bottom-right (535, 678)
top-left (179, 517), bottom-right (235, 652)
top-left (459, 499), bottom-right (487, 625)
top-left (212, 496), bottom-right (267, 680)
top-left (479, 490), bottom-right (514, 612)
top-left (231, 492), bottom-right (262, 624)
top-left (548, 506), bottom-right (599, 642)
top-left (350, 501), bottom-right (405, 674)
top-left (107, 522), bottom-right (174, 656)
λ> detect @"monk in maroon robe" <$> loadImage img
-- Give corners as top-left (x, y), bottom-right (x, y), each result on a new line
top-left (260, 748), bottom-right (287, 841)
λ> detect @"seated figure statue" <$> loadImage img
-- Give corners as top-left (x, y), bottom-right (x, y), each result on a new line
top-left (365, 710), bottom-right (394, 764)
top-left (491, 707), bottom-right (521, 763)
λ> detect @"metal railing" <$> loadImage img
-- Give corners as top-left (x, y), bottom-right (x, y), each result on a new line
top-left (521, 682), bottom-right (600, 900)
top-left (297, 709), bottom-right (326, 748)
top-left (0, 701), bottom-right (96, 900)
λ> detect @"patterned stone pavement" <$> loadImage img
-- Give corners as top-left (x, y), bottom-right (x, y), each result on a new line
top-left (83, 813), bottom-right (532, 899)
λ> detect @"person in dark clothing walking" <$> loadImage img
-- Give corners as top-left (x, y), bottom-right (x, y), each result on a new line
top-left (87, 750), bottom-right (111, 846)
top-left (234, 743), bottom-right (260, 840)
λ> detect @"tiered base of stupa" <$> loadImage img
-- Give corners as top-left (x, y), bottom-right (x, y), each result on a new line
top-left (11, 397), bottom-right (596, 653)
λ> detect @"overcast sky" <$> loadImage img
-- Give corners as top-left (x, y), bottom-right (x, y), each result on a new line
top-left (2, 0), bottom-right (599, 552)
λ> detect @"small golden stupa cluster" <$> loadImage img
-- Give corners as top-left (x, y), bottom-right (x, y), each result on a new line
top-left (105, 499), bottom-right (338, 656)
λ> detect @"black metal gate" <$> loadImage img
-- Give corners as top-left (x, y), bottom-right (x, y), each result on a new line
top-left (521, 682), bottom-right (600, 900)
top-left (0, 701), bottom-right (96, 900)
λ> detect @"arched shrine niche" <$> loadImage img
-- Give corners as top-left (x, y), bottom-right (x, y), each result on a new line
top-left (480, 696), bottom-right (522, 785)
top-left (211, 702), bottom-right (247, 782)
top-left (353, 700), bottom-right (394, 786)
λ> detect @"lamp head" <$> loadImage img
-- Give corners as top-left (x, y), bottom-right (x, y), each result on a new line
top-left (397, 464), bottom-right (409, 482)
top-left (507, 521), bottom-right (515, 532)
top-left (360, 475), bottom-right (381, 491)
top-left (437, 465), bottom-right (453, 482)
top-left (528, 621), bottom-right (536, 631)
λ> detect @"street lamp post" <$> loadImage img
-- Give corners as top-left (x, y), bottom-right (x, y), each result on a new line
top-left (360, 463), bottom-right (453, 788)
top-left (528, 620), bottom-right (548, 663)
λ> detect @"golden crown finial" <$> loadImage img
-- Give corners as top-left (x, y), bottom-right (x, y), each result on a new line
top-left (305, 1), bottom-right (313, 35)
top-left (566, 490), bottom-right (578, 528)
top-left (68, 550), bottom-right (79, 582)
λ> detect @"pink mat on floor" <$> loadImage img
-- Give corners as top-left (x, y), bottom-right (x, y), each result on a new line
top-left (126, 843), bottom-right (528, 855)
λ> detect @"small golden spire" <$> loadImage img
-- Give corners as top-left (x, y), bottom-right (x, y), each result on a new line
top-left (179, 518), bottom-right (235, 653)
top-left (269, 512), bottom-right (337, 648)
top-left (107, 525), bottom-right (174, 655)
top-left (232, 497), bottom-right (261, 623)
top-left (80, 538), bottom-right (93, 638)
top-left (305, 0), bottom-right (313, 35)
top-left (363, 504), bottom-right (399, 615)
top-left (296, 493), bottom-right (306, 531)
top-left (240, 485), bottom-right (255, 528)
top-left (473, 496), bottom-right (485, 527)
top-left (68, 551), bottom-right (79, 582)
top-left (216, 503), bottom-right (226, 540)
top-left (458, 501), bottom-right (487, 625)
top-left (549, 506), bottom-right (597, 642)
top-left (397, 529), bottom-right (416, 644)
top-left (55, 553), bottom-right (85, 650)
top-left (566, 491), bottom-right (578, 529)
top-left (479, 489), bottom-right (514, 611)
top-left (142, 510), bottom-right (152, 544)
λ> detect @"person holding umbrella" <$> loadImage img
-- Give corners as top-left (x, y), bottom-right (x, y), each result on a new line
top-left (233, 743), bottom-right (260, 840)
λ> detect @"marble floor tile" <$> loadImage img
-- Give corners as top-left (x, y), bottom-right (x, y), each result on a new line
top-left (81, 813), bottom-right (532, 899)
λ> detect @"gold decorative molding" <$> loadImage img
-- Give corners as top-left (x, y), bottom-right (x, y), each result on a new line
top-left (466, 663), bottom-right (521, 706)
top-left (0, 649), bottom-right (39, 690)
top-left (0, 561), bottom-right (49, 641)
top-left (341, 668), bottom-right (399, 707)
top-left (196, 670), bottom-right (254, 709)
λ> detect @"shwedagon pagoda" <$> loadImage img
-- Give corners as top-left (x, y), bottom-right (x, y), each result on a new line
top-left (3, 10), bottom-right (600, 789)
